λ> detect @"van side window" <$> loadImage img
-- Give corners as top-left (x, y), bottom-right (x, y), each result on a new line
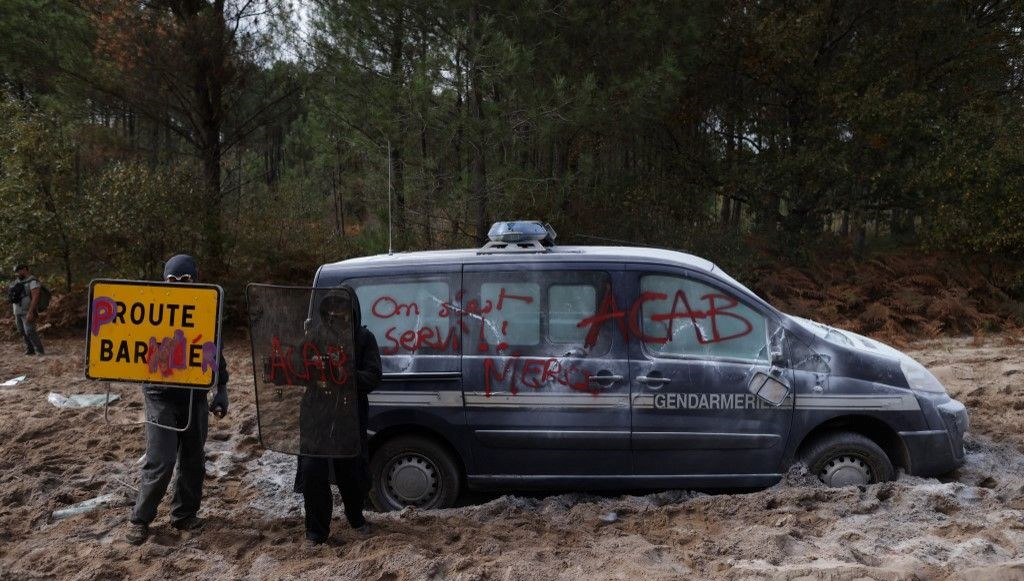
top-left (639, 274), bottom-right (768, 362)
top-left (548, 284), bottom-right (596, 343)
top-left (348, 278), bottom-right (458, 356)
top-left (464, 271), bottom-right (613, 357)
top-left (480, 282), bottom-right (540, 346)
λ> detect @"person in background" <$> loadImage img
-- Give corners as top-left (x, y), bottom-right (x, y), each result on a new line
top-left (294, 285), bottom-right (381, 545)
top-left (125, 254), bottom-right (229, 545)
top-left (11, 264), bottom-right (44, 355)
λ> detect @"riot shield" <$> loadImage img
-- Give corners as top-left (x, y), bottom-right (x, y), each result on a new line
top-left (246, 284), bottom-right (360, 457)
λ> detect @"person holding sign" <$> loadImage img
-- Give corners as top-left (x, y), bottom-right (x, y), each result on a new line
top-left (125, 254), bottom-right (230, 545)
top-left (294, 286), bottom-right (381, 545)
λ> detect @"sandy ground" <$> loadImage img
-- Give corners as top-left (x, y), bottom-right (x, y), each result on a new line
top-left (1, 335), bottom-right (1024, 580)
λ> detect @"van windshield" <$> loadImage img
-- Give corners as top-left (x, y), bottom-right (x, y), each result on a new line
top-left (789, 316), bottom-right (856, 347)
top-left (709, 266), bottom-right (765, 304)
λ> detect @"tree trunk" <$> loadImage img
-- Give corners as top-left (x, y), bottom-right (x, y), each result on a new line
top-left (388, 8), bottom-right (407, 249)
top-left (730, 198), bottom-right (742, 227)
top-left (334, 144), bottom-right (345, 236)
top-left (720, 196), bottom-right (732, 226)
top-left (193, 0), bottom-right (226, 274)
top-left (469, 3), bottom-right (488, 245)
top-left (201, 136), bottom-right (224, 274)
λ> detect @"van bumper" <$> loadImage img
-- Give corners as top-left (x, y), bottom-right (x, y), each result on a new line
top-left (899, 399), bottom-right (969, 477)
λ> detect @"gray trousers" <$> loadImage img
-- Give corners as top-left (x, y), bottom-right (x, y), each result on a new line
top-left (131, 389), bottom-right (208, 525)
top-left (14, 313), bottom-right (44, 354)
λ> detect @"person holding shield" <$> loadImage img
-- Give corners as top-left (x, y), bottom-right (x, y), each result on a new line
top-left (294, 286), bottom-right (381, 545)
top-left (125, 254), bottom-right (229, 545)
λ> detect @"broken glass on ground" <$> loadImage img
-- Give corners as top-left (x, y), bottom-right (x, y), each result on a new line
top-left (47, 392), bottom-right (121, 408)
top-left (2, 375), bottom-right (27, 387)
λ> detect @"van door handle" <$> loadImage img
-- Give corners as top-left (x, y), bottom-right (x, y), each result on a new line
top-left (636, 376), bottom-right (672, 388)
top-left (588, 373), bottom-right (623, 387)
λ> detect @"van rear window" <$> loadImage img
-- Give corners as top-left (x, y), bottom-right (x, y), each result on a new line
top-left (464, 270), bottom-right (613, 357)
top-left (350, 278), bottom-right (458, 357)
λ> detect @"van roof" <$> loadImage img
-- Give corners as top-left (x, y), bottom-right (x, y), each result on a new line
top-left (322, 245), bottom-right (717, 272)
top-left (318, 245), bottom-right (767, 311)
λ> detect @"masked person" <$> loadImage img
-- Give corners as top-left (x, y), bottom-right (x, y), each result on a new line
top-left (294, 286), bottom-right (381, 545)
top-left (126, 254), bottom-right (229, 545)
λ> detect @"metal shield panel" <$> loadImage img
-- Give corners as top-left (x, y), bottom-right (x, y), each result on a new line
top-left (246, 284), bottom-right (360, 457)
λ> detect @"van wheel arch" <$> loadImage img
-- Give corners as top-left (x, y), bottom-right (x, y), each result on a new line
top-left (793, 415), bottom-right (908, 476)
top-left (368, 427), bottom-right (465, 511)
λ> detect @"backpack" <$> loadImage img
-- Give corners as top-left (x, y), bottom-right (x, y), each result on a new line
top-left (8, 277), bottom-right (51, 312)
top-left (36, 283), bottom-right (52, 312)
top-left (7, 281), bottom-right (24, 305)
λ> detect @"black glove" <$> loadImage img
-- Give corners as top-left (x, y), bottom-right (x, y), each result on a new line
top-left (210, 387), bottom-right (229, 418)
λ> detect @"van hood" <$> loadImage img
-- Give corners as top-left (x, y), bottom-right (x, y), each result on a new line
top-left (787, 315), bottom-right (948, 396)
top-left (786, 315), bottom-right (908, 388)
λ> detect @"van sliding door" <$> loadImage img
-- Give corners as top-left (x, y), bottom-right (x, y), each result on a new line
top-left (461, 264), bottom-right (632, 484)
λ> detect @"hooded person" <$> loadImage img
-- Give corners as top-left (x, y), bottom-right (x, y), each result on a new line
top-left (125, 254), bottom-right (230, 545)
top-left (294, 284), bottom-right (381, 544)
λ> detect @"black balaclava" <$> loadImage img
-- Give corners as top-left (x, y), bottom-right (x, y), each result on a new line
top-left (317, 286), bottom-right (361, 335)
top-left (339, 284), bottom-right (361, 330)
top-left (163, 254), bottom-right (198, 281)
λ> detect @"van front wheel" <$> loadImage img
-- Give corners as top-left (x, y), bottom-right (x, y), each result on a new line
top-left (369, 436), bottom-right (461, 511)
top-left (801, 431), bottom-right (895, 487)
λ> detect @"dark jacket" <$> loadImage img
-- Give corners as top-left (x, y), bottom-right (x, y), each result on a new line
top-left (297, 286), bottom-right (381, 455)
top-left (293, 286), bottom-right (381, 493)
top-left (142, 353), bottom-right (228, 400)
top-left (348, 282), bottom-right (382, 440)
top-left (144, 254), bottom-right (228, 400)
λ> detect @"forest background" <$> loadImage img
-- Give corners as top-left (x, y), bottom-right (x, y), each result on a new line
top-left (2, 0), bottom-right (1023, 342)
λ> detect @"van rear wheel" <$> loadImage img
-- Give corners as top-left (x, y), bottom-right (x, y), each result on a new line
top-left (370, 435), bottom-right (461, 511)
top-left (802, 431), bottom-right (894, 487)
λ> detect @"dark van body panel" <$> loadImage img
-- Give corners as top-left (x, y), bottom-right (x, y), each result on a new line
top-left (313, 246), bottom-right (969, 497)
top-left (460, 261), bottom-right (633, 479)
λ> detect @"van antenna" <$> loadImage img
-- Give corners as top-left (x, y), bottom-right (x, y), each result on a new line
top-left (387, 139), bottom-right (393, 256)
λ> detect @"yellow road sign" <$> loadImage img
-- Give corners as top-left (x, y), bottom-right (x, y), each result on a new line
top-left (86, 279), bottom-right (224, 388)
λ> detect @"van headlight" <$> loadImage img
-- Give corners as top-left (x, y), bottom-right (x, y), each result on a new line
top-left (899, 357), bottom-right (947, 395)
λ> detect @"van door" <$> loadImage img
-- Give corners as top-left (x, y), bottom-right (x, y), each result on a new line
top-left (462, 264), bottom-right (633, 484)
top-left (344, 268), bottom-right (466, 438)
top-left (626, 268), bottom-right (793, 487)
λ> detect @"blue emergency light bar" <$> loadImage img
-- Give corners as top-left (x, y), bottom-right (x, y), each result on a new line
top-left (487, 221), bottom-right (557, 245)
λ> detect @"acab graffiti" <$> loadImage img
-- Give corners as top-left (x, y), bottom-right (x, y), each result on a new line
top-left (577, 284), bottom-right (753, 349)
top-left (264, 337), bottom-right (350, 387)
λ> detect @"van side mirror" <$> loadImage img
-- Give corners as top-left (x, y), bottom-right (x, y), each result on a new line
top-left (748, 371), bottom-right (790, 406)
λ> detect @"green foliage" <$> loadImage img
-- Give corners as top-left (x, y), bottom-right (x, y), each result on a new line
top-left (2, 0), bottom-right (1024, 328)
